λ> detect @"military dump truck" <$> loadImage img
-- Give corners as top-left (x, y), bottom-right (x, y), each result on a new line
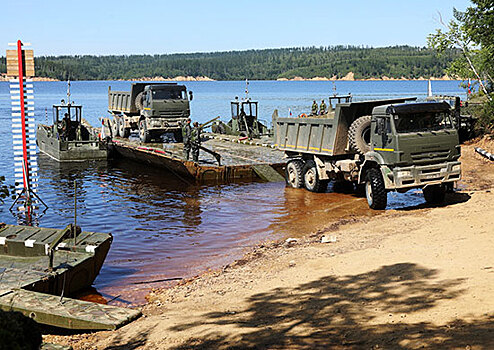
top-left (275, 98), bottom-right (462, 209)
top-left (108, 82), bottom-right (193, 143)
top-left (211, 97), bottom-right (270, 139)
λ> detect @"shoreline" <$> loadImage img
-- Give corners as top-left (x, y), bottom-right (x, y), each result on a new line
top-left (0, 74), bottom-right (461, 82)
top-left (44, 136), bottom-right (494, 349)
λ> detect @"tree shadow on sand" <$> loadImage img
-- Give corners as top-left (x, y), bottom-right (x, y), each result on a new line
top-left (168, 263), bottom-right (493, 349)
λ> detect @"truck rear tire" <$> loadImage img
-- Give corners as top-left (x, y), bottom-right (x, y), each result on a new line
top-left (303, 160), bottom-right (328, 193)
top-left (285, 160), bottom-right (304, 188)
top-left (365, 168), bottom-right (387, 210)
top-left (118, 118), bottom-right (130, 138)
top-left (139, 120), bottom-right (151, 143)
top-left (112, 118), bottom-right (120, 137)
top-left (423, 185), bottom-right (446, 204)
top-left (349, 115), bottom-right (372, 155)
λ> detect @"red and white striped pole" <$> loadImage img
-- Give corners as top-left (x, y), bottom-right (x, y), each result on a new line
top-left (8, 40), bottom-right (40, 213)
top-left (16, 40), bottom-right (29, 194)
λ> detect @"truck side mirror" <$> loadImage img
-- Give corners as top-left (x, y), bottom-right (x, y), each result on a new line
top-left (189, 91), bottom-right (193, 101)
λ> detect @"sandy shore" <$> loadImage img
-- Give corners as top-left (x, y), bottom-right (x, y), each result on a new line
top-left (45, 137), bottom-right (494, 349)
top-left (0, 74), bottom-right (457, 82)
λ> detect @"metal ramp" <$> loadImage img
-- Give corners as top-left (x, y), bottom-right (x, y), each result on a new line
top-left (252, 164), bottom-right (285, 182)
top-left (0, 289), bottom-right (141, 330)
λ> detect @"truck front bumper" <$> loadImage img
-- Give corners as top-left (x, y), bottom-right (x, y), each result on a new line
top-left (382, 161), bottom-right (461, 190)
top-left (147, 118), bottom-right (187, 132)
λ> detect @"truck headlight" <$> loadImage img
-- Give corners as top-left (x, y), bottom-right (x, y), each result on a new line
top-left (397, 170), bottom-right (412, 178)
top-left (452, 164), bottom-right (461, 172)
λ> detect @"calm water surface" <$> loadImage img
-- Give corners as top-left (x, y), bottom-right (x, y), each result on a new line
top-left (0, 80), bottom-right (466, 304)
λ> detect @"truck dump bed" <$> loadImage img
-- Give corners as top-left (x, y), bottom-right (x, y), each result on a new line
top-left (108, 90), bottom-right (135, 114)
top-left (275, 97), bottom-right (415, 157)
top-left (108, 83), bottom-right (150, 114)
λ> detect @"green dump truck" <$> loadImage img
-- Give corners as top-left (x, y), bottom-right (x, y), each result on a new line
top-left (108, 82), bottom-right (193, 143)
top-left (275, 98), bottom-right (462, 209)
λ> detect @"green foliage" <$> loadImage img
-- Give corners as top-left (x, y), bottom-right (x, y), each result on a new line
top-left (1, 46), bottom-right (459, 81)
top-left (428, 2), bottom-right (493, 89)
top-left (0, 310), bottom-right (42, 350)
top-left (476, 98), bottom-right (494, 133)
top-left (428, 1), bottom-right (494, 133)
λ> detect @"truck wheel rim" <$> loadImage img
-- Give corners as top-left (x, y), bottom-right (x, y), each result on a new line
top-left (366, 181), bottom-right (373, 205)
top-left (288, 167), bottom-right (297, 185)
top-left (362, 128), bottom-right (371, 146)
top-left (119, 120), bottom-right (125, 135)
top-left (305, 169), bottom-right (316, 187)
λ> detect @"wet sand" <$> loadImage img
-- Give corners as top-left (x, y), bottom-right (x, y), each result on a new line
top-left (45, 136), bottom-right (494, 349)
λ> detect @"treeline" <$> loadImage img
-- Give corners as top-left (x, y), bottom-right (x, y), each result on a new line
top-left (0, 45), bottom-right (460, 81)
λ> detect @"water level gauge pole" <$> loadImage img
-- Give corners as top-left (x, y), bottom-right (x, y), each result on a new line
top-left (7, 40), bottom-right (47, 216)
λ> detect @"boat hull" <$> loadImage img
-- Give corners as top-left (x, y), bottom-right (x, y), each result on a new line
top-left (37, 124), bottom-right (108, 162)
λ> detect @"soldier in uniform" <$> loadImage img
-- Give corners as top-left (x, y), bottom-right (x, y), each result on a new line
top-left (191, 121), bottom-right (201, 162)
top-left (319, 100), bottom-right (327, 115)
top-left (61, 113), bottom-right (71, 140)
top-left (311, 100), bottom-right (318, 115)
top-left (182, 118), bottom-right (192, 160)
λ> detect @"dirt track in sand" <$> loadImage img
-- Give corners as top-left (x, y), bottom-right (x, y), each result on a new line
top-left (46, 137), bottom-right (494, 350)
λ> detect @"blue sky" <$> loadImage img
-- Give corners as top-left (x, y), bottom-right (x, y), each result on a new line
top-left (3, 0), bottom-right (472, 56)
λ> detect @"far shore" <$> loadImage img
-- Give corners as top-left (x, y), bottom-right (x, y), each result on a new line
top-left (0, 73), bottom-right (462, 83)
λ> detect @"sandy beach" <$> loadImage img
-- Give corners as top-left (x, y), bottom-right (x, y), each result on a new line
top-left (46, 137), bottom-right (494, 349)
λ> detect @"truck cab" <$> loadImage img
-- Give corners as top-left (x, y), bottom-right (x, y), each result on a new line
top-left (141, 84), bottom-right (192, 119)
top-left (365, 102), bottom-right (461, 190)
top-left (108, 82), bottom-right (193, 142)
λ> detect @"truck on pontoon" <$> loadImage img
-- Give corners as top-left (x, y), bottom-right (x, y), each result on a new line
top-left (108, 82), bottom-right (193, 143)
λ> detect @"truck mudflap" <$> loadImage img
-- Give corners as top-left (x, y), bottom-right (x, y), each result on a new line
top-left (380, 161), bottom-right (461, 190)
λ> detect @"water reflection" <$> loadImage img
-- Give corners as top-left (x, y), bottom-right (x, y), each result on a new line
top-left (33, 151), bottom-right (432, 306)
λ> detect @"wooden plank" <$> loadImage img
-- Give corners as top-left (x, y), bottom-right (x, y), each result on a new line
top-left (6, 50), bottom-right (17, 58)
top-left (35, 228), bottom-right (60, 244)
top-left (0, 226), bottom-right (25, 238)
top-left (0, 289), bottom-right (141, 330)
top-left (6, 49), bottom-right (35, 77)
top-left (8, 226), bottom-right (42, 241)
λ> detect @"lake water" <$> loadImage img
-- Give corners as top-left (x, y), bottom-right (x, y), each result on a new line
top-left (0, 80), bottom-right (466, 304)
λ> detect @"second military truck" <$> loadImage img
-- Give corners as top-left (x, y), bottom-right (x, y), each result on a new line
top-left (108, 83), bottom-right (193, 143)
top-left (275, 97), bottom-right (461, 209)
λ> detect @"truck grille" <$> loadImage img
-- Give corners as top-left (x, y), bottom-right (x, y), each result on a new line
top-left (410, 150), bottom-right (450, 164)
top-left (159, 111), bottom-right (185, 118)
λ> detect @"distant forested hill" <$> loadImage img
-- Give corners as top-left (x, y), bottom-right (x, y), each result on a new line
top-left (0, 46), bottom-right (460, 81)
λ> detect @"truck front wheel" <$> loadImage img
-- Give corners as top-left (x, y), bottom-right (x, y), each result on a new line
top-left (365, 168), bottom-right (387, 210)
top-left (423, 185), bottom-right (446, 204)
top-left (285, 160), bottom-right (304, 188)
top-left (139, 120), bottom-right (151, 143)
top-left (303, 160), bottom-right (328, 193)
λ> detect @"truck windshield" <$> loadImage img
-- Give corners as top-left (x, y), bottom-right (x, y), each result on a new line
top-left (393, 112), bottom-right (453, 133)
top-left (151, 89), bottom-right (185, 100)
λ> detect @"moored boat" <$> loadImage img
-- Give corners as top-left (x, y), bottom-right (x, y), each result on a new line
top-left (0, 222), bottom-right (140, 329)
top-left (36, 84), bottom-right (108, 162)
